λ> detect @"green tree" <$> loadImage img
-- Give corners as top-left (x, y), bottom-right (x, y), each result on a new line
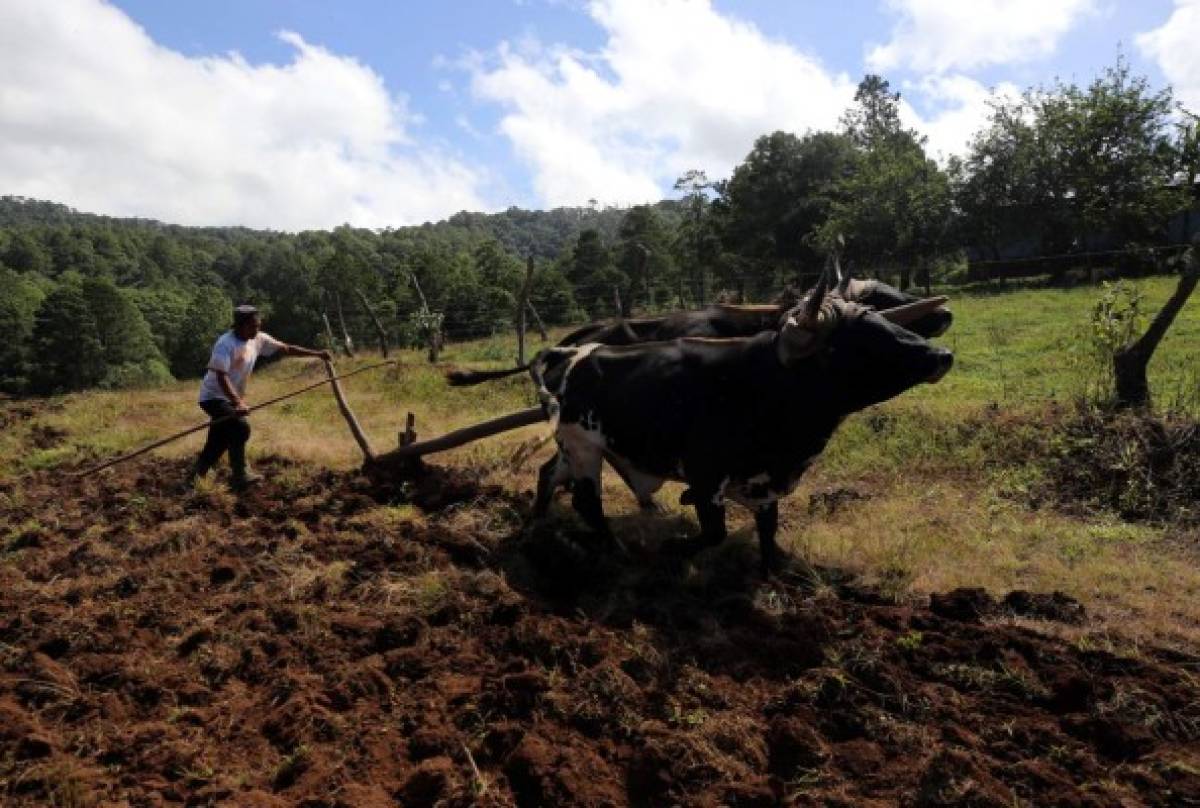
top-left (720, 131), bottom-right (859, 292)
top-left (841, 74), bottom-right (905, 150)
top-left (673, 169), bottom-right (716, 305)
top-left (2, 231), bottom-right (51, 275)
top-left (617, 205), bottom-right (675, 310)
top-left (953, 58), bottom-right (1184, 266)
top-left (30, 282), bottom-right (106, 394)
top-left (568, 229), bottom-right (625, 317)
top-left (0, 266), bottom-right (46, 393)
top-left (825, 75), bottom-right (953, 289)
top-left (171, 286), bottom-right (234, 379)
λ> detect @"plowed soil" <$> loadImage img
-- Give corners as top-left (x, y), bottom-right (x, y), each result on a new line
top-left (1, 456), bottom-right (1198, 807)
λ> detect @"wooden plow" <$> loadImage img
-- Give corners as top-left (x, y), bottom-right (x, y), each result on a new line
top-left (72, 358), bottom-right (549, 479)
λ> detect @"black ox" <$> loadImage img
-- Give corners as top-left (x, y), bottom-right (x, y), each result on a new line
top-left (527, 272), bottom-right (954, 575)
top-left (446, 274), bottom-right (952, 388)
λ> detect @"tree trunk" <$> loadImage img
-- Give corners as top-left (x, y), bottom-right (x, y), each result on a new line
top-left (428, 329), bottom-right (443, 364)
top-left (354, 288), bottom-right (388, 358)
top-left (1113, 249), bottom-right (1199, 408)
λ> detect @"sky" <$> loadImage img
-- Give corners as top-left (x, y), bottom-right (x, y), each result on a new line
top-left (1, 0), bottom-right (1197, 231)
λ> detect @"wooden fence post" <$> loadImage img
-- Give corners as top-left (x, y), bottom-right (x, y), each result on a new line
top-left (321, 310), bottom-right (339, 355)
top-left (354, 288), bottom-right (389, 358)
top-left (528, 301), bottom-right (549, 340)
top-left (516, 255), bottom-right (535, 364)
top-left (335, 291), bottom-right (355, 357)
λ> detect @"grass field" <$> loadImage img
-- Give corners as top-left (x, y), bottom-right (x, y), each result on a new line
top-left (4, 274), bottom-right (1200, 651)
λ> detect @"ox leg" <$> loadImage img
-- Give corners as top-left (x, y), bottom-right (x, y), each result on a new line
top-left (754, 502), bottom-right (780, 578)
top-left (561, 438), bottom-right (626, 553)
top-left (693, 495), bottom-right (728, 549)
top-left (534, 452), bottom-right (570, 517)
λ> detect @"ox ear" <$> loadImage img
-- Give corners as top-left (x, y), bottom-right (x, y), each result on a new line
top-left (777, 309), bottom-right (822, 365)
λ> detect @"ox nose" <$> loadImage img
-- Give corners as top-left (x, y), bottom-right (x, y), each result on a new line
top-left (928, 348), bottom-right (953, 383)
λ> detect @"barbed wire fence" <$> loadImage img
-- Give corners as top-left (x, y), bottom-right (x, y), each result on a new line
top-left (327, 241), bottom-right (1196, 360)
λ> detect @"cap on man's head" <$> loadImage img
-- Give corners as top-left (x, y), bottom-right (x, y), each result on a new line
top-left (233, 304), bottom-right (260, 327)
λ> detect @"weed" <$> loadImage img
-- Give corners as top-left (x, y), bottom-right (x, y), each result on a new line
top-left (895, 631), bottom-right (924, 651)
top-left (272, 744), bottom-right (310, 790)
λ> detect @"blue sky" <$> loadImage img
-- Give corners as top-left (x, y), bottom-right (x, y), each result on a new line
top-left (1, 0), bottom-right (1196, 229)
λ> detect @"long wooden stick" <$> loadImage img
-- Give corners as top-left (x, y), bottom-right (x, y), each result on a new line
top-left (376, 407), bottom-right (546, 460)
top-left (72, 360), bottom-right (396, 478)
top-left (324, 359), bottom-right (376, 461)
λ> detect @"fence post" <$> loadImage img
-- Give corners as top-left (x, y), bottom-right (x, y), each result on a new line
top-left (354, 288), bottom-right (389, 358)
top-left (334, 291), bottom-right (355, 357)
top-left (321, 309), bottom-right (339, 355)
top-left (527, 300), bottom-right (548, 341)
top-left (516, 255), bottom-right (535, 365)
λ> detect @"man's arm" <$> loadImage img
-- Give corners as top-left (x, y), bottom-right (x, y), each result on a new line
top-left (280, 344), bottom-right (333, 361)
top-left (214, 371), bottom-right (248, 415)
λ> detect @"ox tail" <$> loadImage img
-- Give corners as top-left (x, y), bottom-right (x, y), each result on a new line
top-left (445, 364), bottom-right (529, 386)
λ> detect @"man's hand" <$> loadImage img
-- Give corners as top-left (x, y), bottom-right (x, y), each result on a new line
top-left (234, 400), bottom-right (250, 416)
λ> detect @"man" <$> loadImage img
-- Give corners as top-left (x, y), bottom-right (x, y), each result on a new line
top-left (190, 305), bottom-right (331, 489)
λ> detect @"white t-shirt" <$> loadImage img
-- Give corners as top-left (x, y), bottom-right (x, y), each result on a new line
top-left (197, 331), bottom-right (285, 403)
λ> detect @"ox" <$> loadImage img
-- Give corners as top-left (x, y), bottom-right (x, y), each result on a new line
top-left (527, 273), bottom-right (953, 576)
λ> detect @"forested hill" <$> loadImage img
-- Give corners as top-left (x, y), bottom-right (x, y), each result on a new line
top-left (0, 192), bottom-right (691, 396)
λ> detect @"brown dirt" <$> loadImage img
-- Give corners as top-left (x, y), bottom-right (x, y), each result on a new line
top-left (1, 456), bottom-right (1198, 807)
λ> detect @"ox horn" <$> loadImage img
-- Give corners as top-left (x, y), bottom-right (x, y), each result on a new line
top-left (877, 296), bottom-right (950, 328)
top-left (836, 256), bottom-right (852, 296)
top-left (805, 255), bottom-right (833, 320)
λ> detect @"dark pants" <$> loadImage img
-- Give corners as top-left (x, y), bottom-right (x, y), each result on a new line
top-left (197, 399), bottom-right (250, 474)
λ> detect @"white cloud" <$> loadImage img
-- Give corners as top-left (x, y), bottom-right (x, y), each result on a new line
top-left (468, 0), bottom-right (856, 208)
top-left (902, 75), bottom-right (1022, 161)
top-left (868, 0), bottom-right (1096, 74)
top-left (0, 0), bottom-right (487, 229)
top-left (1137, 0), bottom-right (1200, 114)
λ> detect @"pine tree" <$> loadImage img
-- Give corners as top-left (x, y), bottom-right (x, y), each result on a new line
top-left (30, 284), bottom-right (106, 393)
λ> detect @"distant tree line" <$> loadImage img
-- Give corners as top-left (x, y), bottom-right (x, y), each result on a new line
top-left (1, 57), bottom-right (1195, 396)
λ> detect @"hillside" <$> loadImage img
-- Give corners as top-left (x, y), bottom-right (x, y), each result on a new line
top-left (2, 279), bottom-right (1200, 805)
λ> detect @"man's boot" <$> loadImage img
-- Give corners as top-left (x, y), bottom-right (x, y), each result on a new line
top-left (229, 460), bottom-right (263, 491)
